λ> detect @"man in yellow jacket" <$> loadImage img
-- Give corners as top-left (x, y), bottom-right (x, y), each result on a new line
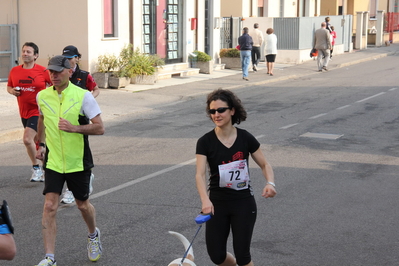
top-left (35, 55), bottom-right (105, 266)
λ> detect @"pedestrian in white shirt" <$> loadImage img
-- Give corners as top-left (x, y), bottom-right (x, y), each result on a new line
top-left (264, 28), bottom-right (278, 76)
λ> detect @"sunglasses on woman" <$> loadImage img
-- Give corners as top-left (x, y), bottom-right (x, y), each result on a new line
top-left (208, 107), bottom-right (231, 115)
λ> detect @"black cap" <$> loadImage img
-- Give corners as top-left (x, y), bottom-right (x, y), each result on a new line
top-left (62, 45), bottom-right (81, 58)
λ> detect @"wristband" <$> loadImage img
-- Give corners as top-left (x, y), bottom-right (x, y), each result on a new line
top-left (266, 182), bottom-right (276, 187)
top-left (39, 143), bottom-right (46, 147)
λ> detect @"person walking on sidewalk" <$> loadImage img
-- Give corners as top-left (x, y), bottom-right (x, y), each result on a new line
top-left (195, 89), bottom-right (276, 266)
top-left (325, 17), bottom-right (333, 33)
top-left (6, 42), bottom-right (51, 182)
top-left (238, 27), bottom-right (253, 81)
top-left (35, 55), bottom-right (104, 266)
top-left (250, 23), bottom-right (264, 72)
top-left (313, 22), bottom-right (332, 72)
top-left (264, 28), bottom-right (278, 76)
top-left (330, 26), bottom-right (337, 59)
top-left (59, 45), bottom-right (99, 204)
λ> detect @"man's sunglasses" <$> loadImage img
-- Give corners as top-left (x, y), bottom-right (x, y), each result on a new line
top-left (208, 107), bottom-right (231, 114)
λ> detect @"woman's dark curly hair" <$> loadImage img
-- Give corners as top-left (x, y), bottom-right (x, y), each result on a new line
top-left (206, 89), bottom-right (247, 125)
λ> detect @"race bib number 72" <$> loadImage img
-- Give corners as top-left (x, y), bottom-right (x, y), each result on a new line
top-left (218, 160), bottom-right (249, 190)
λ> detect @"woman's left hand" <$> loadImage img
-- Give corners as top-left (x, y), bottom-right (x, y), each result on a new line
top-left (262, 184), bottom-right (276, 198)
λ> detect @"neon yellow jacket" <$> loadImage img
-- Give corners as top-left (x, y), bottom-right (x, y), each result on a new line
top-left (37, 82), bottom-right (93, 173)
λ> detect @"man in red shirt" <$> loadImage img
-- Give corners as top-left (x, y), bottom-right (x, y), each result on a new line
top-left (7, 42), bottom-right (51, 182)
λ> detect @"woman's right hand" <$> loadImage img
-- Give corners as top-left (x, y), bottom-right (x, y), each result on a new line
top-left (201, 198), bottom-right (214, 215)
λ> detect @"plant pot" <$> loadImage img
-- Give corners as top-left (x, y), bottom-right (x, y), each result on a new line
top-left (92, 72), bottom-right (109, 88)
top-left (220, 57), bottom-right (241, 69)
top-left (108, 76), bottom-right (130, 89)
top-left (197, 61), bottom-right (214, 74)
top-left (130, 73), bottom-right (158, 85)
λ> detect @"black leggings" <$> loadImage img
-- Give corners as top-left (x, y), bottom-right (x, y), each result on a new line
top-left (206, 196), bottom-right (257, 265)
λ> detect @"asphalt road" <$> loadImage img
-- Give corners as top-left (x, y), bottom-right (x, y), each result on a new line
top-left (1, 52), bottom-right (399, 265)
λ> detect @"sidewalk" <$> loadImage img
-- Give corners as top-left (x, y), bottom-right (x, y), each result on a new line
top-left (120, 44), bottom-right (398, 93)
top-left (1, 44), bottom-right (398, 144)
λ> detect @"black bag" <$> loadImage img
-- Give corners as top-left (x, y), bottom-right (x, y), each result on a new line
top-left (0, 200), bottom-right (14, 234)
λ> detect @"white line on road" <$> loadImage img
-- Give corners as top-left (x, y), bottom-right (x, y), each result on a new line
top-left (89, 158), bottom-right (196, 200)
top-left (308, 113), bottom-right (327, 119)
top-left (356, 92), bottom-right (386, 103)
top-left (279, 123), bottom-right (298, 129)
top-left (389, 88), bottom-right (398, 91)
top-left (336, 105), bottom-right (351, 110)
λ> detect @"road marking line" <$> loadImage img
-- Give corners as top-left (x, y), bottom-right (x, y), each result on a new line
top-left (356, 92), bottom-right (385, 103)
top-left (389, 88), bottom-right (397, 91)
top-left (336, 105), bottom-right (351, 110)
top-left (309, 113), bottom-right (327, 119)
top-left (300, 132), bottom-right (343, 140)
top-left (280, 123), bottom-right (298, 129)
top-left (89, 158), bottom-right (196, 200)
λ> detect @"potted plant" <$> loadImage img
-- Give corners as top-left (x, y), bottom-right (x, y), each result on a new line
top-left (92, 54), bottom-right (118, 88)
top-left (108, 45), bottom-right (133, 89)
top-left (193, 50), bottom-right (213, 74)
top-left (128, 48), bottom-right (165, 85)
top-left (219, 48), bottom-right (241, 69)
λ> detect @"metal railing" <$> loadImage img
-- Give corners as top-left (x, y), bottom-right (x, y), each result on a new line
top-left (384, 12), bottom-right (399, 42)
top-left (220, 17), bottom-right (242, 49)
top-left (0, 24), bottom-right (18, 81)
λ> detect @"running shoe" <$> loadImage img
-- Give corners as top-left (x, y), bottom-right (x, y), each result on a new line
top-left (31, 167), bottom-right (44, 182)
top-left (89, 173), bottom-right (94, 195)
top-left (60, 189), bottom-right (75, 204)
top-left (87, 227), bottom-right (102, 262)
top-left (35, 257), bottom-right (57, 266)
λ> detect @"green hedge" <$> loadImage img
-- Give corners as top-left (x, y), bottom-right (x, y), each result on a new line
top-left (219, 48), bottom-right (240, 58)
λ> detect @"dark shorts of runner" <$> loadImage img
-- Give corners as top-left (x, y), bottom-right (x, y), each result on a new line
top-left (21, 116), bottom-right (39, 131)
top-left (43, 168), bottom-right (92, 201)
top-left (266, 54), bottom-right (276, 63)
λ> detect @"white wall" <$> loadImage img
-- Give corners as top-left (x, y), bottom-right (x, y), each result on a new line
top-left (284, 0), bottom-right (298, 17)
top-left (265, 0), bottom-right (281, 17)
top-left (87, 0), bottom-right (130, 73)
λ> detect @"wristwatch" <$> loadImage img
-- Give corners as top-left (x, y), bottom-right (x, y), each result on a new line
top-left (39, 143), bottom-right (46, 148)
top-left (266, 182), bottom-right (276, 187)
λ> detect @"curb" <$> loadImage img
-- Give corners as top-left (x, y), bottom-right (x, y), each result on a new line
top-left (336, 51), bottom-right (394, 68)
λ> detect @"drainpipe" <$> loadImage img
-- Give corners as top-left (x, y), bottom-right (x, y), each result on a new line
top-left (16, 0), bottom-right (20, 64)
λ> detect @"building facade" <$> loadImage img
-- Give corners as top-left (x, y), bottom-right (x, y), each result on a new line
top-left (0, 0), bottom-right (221, 79)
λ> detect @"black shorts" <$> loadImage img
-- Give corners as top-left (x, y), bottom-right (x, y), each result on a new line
top-left (21, 116), bottom-right (38, 131)
top-left (43, 168), bottom-right (92, 201)
top-left (266, 54), bottom-right (276, 63)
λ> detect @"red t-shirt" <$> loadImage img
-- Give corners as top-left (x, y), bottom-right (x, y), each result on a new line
top-left (331, 31), bottom-right (337, 46)
top-left (7, 64), bottom-right (51, 119)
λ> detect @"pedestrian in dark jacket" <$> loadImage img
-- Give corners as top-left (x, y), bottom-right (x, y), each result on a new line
top-left (238, 27), bottom-right (253, 81)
